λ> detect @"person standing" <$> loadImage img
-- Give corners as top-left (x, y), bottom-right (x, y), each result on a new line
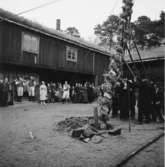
top-left (119, 79), bottom-right (129, 120)
top-left (129, 80), bottom-right (136, 120)
top-left (0, 79), bottom-right (3, 106)
top-left (2, 78), bottom-right (9, 106)
top-left (50, 82), bottom-right (56, 103)
top-left (15, 77), bottom-right (24, 102)
top-left (70, 86), bottom-right (75, 103)
top-left (87, 83), bottom-right (94, 103)
top-left (153, 84), bottom-right (164, 122)
top-left (8, 80), bottom-right (14, 105)
top-left (28, 77), bottom-right (36, 101)
top-left (47, 83), bottom-right (51, 103)
top-left (39, 81), bottom-right (47, 105)
top-left (112, 82), bottom-right (120, 118)
top-left (149, 81), bottom-right (157, 122)
top-left (138, 79), bottom-right (152, 123)
top-left (74, 83), bottom-right (80, 103)
top-left (62, 81), bottom-right (70, 103)
top-left (83, 83), bottom-right (88, 103)
top-left (57, 83), bottom-right (63, 102)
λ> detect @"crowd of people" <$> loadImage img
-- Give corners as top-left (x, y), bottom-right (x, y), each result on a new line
top-left (0, 76), bottom-right (164, 124)
top-left (103, 78), bottom-right (164, 123)
top-left (0, 77), bottom-right (97, 106)
top-left (38, 81), bottom-right (97, 104)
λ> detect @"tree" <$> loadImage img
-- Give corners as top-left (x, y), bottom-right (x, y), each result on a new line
top-left (153, 11), bottom-right (165, 38)
top-left (97, 0), bottom-right (135, 127)
top-left (94, 15), bottom-right (121, 50)
top-left (133, 16), bottom-right (151, 48)
top-left (65, 27), bottom-right (80, 38)
top-left (160, 11), bottom-right (165, 23)
top-left (133, 15), bottom-right (162, 48)
top-left (135, 16), bottom-right (151, 25)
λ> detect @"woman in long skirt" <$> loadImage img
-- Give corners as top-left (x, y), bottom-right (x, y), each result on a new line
top-left (39, 81), bottom-right (47, 105)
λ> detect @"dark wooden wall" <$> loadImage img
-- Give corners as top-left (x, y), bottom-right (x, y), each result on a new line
top-left (0, 21), bottom-right (109, 84)
top-left (0, 22), bottom-right (21, 62)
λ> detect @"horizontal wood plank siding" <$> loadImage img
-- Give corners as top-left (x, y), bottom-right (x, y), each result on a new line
top-left (0, 23), bottom-right (3, 60)
top-left (0, 21), bottom-right (110, 80)
top-left (1, 22), bottom-right (21, 62)
top-left (95, 53), bottom-right (109, 83)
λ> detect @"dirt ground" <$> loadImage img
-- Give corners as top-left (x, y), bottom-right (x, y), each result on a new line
top-left (0, 101), bottom-right (164, 167)
top-left (123, 136), bottom-right (164, 167)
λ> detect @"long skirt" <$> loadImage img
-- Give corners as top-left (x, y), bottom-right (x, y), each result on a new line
top-left (17, 87), bottom-right (23, 97)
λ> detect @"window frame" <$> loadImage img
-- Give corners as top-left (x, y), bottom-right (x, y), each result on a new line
top-left (66, 46), bottom-right (78, 63)
top-left (22, 32), bottom-right (40, 54)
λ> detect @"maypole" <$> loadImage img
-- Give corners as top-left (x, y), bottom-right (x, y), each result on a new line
top-left (119, 0), bottom-right (134, 132)
top-left (96, 0), bottom-right (136, 132)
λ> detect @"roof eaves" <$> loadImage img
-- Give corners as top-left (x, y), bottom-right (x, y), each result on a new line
top-left (0, 9), bottom-right (111, 57)
top-left (127, 56), bottom-right (165, 63)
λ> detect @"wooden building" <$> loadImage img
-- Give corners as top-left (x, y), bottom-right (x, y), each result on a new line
top-left (0, 8), bottom-right (110, 85)
top-left (124, 43), bottom-right (164, 86)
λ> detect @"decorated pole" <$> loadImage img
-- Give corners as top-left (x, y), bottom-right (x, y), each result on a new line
top-left (119, 0), bottom-right (134, 132)
top-left (96, 0), bottom-right (136, 132)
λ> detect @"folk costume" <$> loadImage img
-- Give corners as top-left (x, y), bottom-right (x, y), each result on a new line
top-left (62, 82), bottom-right (70, 103)
top-left (39, 82), bottom-right (47, 104)
top-left (15, 78), bottom-right (24, 102)
top-left (28, 79), bottom-right (36, 101)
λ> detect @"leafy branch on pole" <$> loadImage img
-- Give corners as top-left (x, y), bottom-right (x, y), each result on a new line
top-left (96, 0), bottom-right (135, 132)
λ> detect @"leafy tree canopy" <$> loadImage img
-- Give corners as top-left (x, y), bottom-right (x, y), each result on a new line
top-left (94, 15), bottom-right (121, 49)
top-left (94, 10), bottom-right (164, 50)
top-left (65, 27), bottom-right (80, 38)
top-left (133, 11), bottom-right (164, 48)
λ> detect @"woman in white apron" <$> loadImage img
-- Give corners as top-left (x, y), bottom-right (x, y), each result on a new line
top-left (39, 81), bottom-right (47, 105)
top-left (62, 81), bottom-right (70, 103)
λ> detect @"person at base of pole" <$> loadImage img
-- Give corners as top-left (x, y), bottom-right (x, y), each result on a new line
top-left (119, 79), bottom-right (129, 120)
top-left (129, 80), bottom-right (136, 120)
top-left (112, 82), bottom-right (120, 118)
top-left (99, 84), bottom-right (104, 97)
top-left (62, 81), bottom-right (70, 103)
top-left (97, 94), bottom-right (112, 130)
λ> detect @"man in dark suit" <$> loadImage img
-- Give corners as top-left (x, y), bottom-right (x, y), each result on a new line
top-left (138, 78), bottom-right (152, 123)
top-left (153, 84), bottom-right (164, 122)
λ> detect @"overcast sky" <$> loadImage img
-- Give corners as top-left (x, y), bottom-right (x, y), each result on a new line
top-left (0, 0), bottom-right (164, 40)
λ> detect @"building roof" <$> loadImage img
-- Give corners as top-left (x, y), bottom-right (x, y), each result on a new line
top-left (0, 8), bottom-right (111, 56)
top-left (125, 44), bottom-right (165, 63)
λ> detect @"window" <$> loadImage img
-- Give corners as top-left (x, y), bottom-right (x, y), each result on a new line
top-left (22, 32), bottom-right (40, 54)
top-left (66, 46), bottom-right (78, 62)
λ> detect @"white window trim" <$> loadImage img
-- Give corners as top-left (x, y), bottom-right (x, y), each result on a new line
top-left (66, 46), bottom-right (78, 63)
